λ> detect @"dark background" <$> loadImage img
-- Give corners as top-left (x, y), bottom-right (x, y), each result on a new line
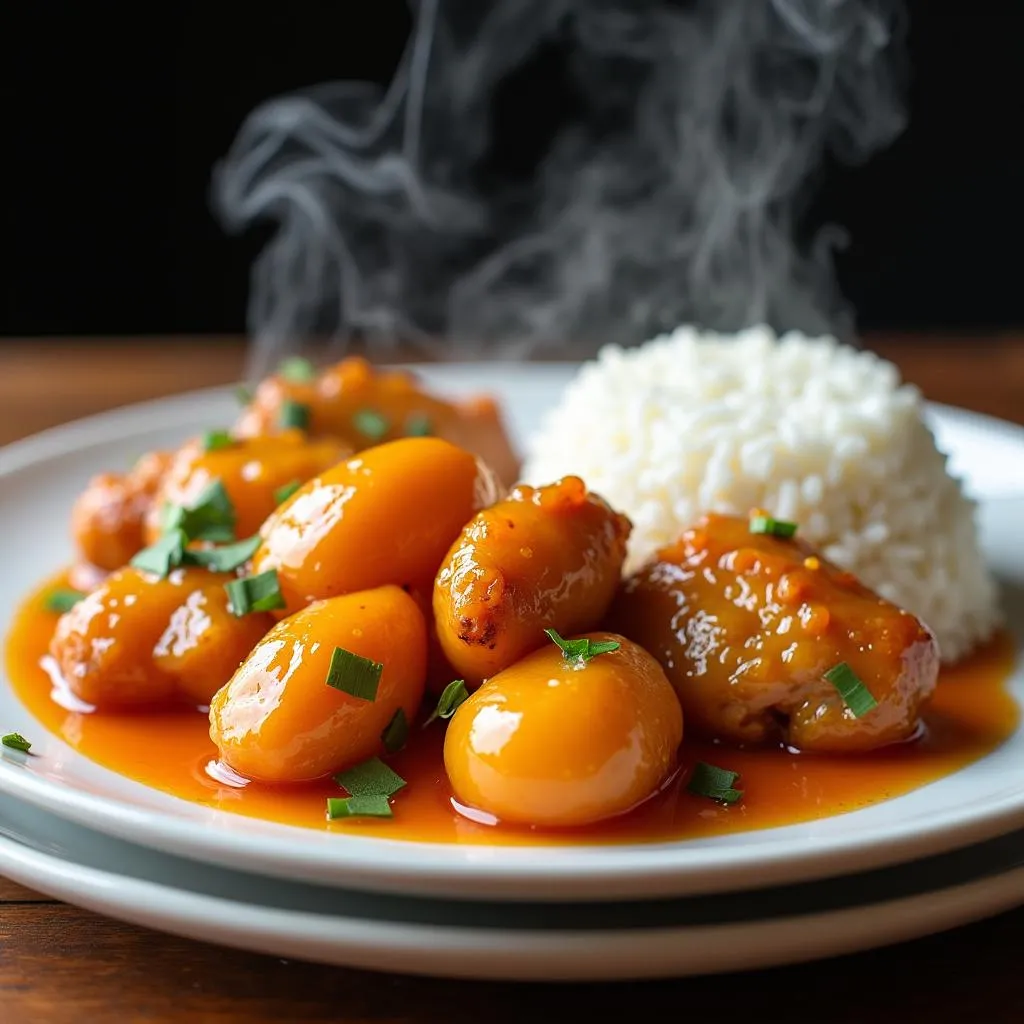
top-left (3, 3), bottom-right (1023, 340)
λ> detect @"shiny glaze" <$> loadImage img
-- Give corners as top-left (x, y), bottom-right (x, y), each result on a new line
top-left (7, 573), bottom-right (1019, 845)
top-left (49, 566), bottom-right (274, 708)
top-left (433, 477), bottom-right (632, 685)
top-left (144, 429), bottom-right (349, 544)
top-left (444, 633), bottom-right (682, 827)
top-left (610, 514), bottom-right (940, 753)
top-left (233, 355), bottom-right (521, 487)
top-left (210, 587), bottom-right (427, 783)
top-left (254, 436), bottom-right (504, 616)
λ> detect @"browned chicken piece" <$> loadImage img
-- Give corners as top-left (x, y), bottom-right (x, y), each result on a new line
top-left (433, 477), bottom-right (632, 686)
top-left (232, 356), bottom-right (520, 487)
top-left (71, 451), bottom-right (173, 574)
top-left (608, 512), bottom-right (940, 754)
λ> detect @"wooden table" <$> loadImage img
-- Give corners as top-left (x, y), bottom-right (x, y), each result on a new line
top-left (1, 335), bottom-right (1022, 1023)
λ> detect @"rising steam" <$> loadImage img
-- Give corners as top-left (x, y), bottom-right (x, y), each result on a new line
top-left (214, 0), bottom-right (907, 377)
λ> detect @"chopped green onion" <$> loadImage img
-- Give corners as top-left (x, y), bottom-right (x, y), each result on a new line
top-left (185, 535), bottom-right (261, 574)
top-left (326, 794), bottom-right (393, 819)
top-left (43, 588), bottom-right (85, 613)
top-left (234, 384), bottom-right (253, 406)
top-left (279, 400), bottom-right (311, 431)
top-left (334, 756), bottom-right (406, 798)
top-left (131, 529), bottom-right (188, 577)
top-left (325, 647), bottom-right (383, 701)
top-left (200, 430), bottom-right (235, 453)
top-left (824, 662), bottom-right (878, 718)
top-left (405, 413), bottom-right (432, 437)
top-left (162, 479), bottom-right (237, 543)
top-left (224, 570), bottom-right (286, 616)
top-left (749, 515), bottom-right (798, 539)
top-left (423, 679), bottom-right (469, 727)
top-left (353, 409), bottom-right (389, 442)
top-left (278, 356), bottom-right (318, 383)
top-left (273, 479), bottom-right (301, 505)
top-left (544, 628), bottom-right (621, 665)
top-left (381, 708), bottom-right (409, 753)
top-left (1, 733), bottom-right (31, 753)
top-left (687, 761), bottom-right (743, 805)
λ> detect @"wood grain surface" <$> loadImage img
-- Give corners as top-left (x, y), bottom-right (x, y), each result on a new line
top-left (1, 335), bottom-right (1022, 1023)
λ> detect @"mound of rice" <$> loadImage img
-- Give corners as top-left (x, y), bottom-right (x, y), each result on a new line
top-left (521, 325), bottom-right (999, 663)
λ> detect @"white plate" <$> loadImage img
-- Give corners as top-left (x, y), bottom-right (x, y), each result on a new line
top-left (1, 364), bottom-right (1023, 902)
top-left (1, 793), bottom-right (1022, 981)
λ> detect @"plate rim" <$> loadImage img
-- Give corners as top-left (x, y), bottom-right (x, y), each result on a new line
top-left (1, 373), bottom-right (1023, 903)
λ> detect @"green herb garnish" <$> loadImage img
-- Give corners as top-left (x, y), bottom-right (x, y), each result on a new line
top-left (279, 400), bottom-right (311, 431)
top-left (161, 479), bottom-right (237, 543)
top-left (131, 529), bottom-right (188, 577)
top-left (687, 761), bottom-right (743, 805)
top-left (544, 628), bottom-right (621, 666)
top-left (353, 409), bottom-right (389, 442)
top-left (749, 515), bottom-right (798, 539)
top-left (326, 794), bottom-right (393, 819)
top-left (405, 413), bottom-right (432, 437)
top-left (423, 679), bottom-right (469, 727)
top-left (334, 757), bottom-right (406, 798)
top-left (325, 647), bottom-right (383, 701)
top-left (2, 733), bottom-right (31, 753)
top-left (824, 662), bottom-right (878, 718)
top-left (200, 430), bottom-right (235, 453)
top-left (43, 588), bottom-right (85, 613)
top-left (278, 356), bottom-right (318, 383)
top-left (381, 708), bottom-right (409, 753)
top-left (224, 570), bottom-right (286, 616)
top-left (185, 535), bottom-right (262, 574)
top-left (273, 479), bottom-right (301, 505)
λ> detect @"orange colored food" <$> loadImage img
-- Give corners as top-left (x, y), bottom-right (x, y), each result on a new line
top-left (254, 436), bottom-right (504, 616)
top-left (233, 356), bottom-right (520, 487)
top-left (144, 430), bottom-right (349, 544)
top-left (209, 586), bottom-right (427, 783)
top-left (49, 566), bottom-right (273, 708)
top-left (609, 513), bottom-right (940, 754)
top-left (9, 574), bottom-right (1019, 844)
top-left (444, 633), bottom-right (682, 827)
top-left (433, 477), bottom-right (631, 686)
top-left (71, 450), bottom-right (173, 571)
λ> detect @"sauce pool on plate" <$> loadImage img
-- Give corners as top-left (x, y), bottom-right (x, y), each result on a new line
top-left (6, 572), bottom-right (1020, 847)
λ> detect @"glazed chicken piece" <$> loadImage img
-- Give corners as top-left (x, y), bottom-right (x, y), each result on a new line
top-left (433, 477), bottom-right (632, 686)
top-left (233, 355), bottom-right (520, 487)
top-left (609, 513), bottom-right (940, 754)
top-left (71, 450), bottom-right (173, 576)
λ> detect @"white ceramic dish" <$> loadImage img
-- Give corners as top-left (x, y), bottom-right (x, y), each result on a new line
top-left (1, 364), bottom-right (1023, 903)
top-left (1, 793), bottom-right (1021, 981)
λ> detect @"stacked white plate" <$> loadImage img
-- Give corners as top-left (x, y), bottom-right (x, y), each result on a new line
top-left (1, 364), bottom-right (1023, 981)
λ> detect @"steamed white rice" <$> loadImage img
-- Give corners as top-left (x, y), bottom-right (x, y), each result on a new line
top-left (521, 325), bottom-right (1000, 663)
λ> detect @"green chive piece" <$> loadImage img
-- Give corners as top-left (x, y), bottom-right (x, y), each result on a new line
top-left (353, 409), bottom-right (390, 442)
top-left (43, 588), bottom-right (85, 614)
top-left (824, 662), bottom-right (879, 718)
top-left (404, 413), bottom-right (432, 437)
top-left (200, 430), bottom-right (235, 453)
top-left (278, 356), bottom-right (318, 383)
top-left (326, 794), bottom-right (393, 819)
top-left (162, 479), bottom-right (237, 543)
top-left (131, 529), bottom-right (188, 578)
top-left (273, 479), bottom-right (301, 505)
top-left (1, 733), bottom-right (31, 753)
top-left (381, 708), bottom-right (409, 753)
top-left (687, 761), bottom-right (743, 805)
top-left (325, 647), bottom-right (383, 701)
top-left (224, 570), bottom-right (286, 616)
top-left (234, 384), bottom-right (253, 406)
top-left (749, 515), bottom-right (798, 539)
top-left (184, 535), bottom-right (261, 574)
top-left (423, 679), bottom-right (469, 727)
top-left (334, 756), bottom-right (406, 798)
top-left (544, 628), bottom-right (621, 666)
top-left (279, 399), bottom-right (311, 431)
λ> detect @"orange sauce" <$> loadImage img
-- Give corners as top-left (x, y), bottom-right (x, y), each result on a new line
top-left (5, 572), bottom-right (1020, 846)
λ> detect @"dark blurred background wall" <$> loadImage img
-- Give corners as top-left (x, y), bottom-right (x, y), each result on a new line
top-left (3, 3), bottom-right (1022, 340)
